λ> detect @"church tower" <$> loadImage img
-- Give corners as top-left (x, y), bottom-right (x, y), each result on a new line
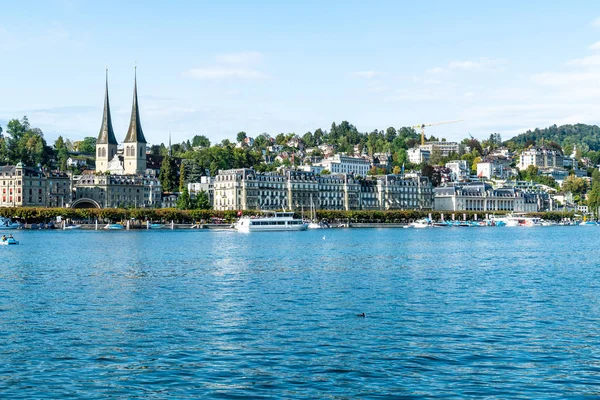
top-left (96, 69), bottom-right (118, 173)
top-left (123, 67), bottom-right (147, 175)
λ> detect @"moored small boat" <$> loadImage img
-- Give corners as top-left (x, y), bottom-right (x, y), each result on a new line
top-left (0, 217), bottom-right (21, 230)
top-left (104, 223), bottom-right (125, 230)
top-left (63, 224), bottom-right (82, 230)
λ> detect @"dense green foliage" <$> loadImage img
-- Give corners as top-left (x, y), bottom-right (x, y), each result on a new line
top-left (507, 124), bottom-right (600, 154)
top-left (587, 170), bottom-right (600, 215)
top-left (0, 117), bottom-right (53, 166)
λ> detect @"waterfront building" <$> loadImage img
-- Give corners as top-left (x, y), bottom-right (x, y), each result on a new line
top-left (0, 163), bottom-right (70, 208)
top-left (434, 182), bottom-right (539, 212)
top-left (360, 175), bottom-right (433, 210)
top-left (73, 174), bottom-right (161, 208)
top-left (72, 69), bottom-right (162, 209)
top-left (188, 176), bottom-right (214, 205)
top-left (213, 168), bottom-right (433, 211)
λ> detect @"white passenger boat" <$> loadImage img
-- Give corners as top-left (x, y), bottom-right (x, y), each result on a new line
top-left (0, 217), bottom-right (21, 230)
top-left (495, 214), bottom-right (542, 227)
top-left (235, 212), bottom-right (308, 232)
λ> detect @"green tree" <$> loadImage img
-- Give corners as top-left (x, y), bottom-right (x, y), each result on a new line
top-left (392, 165), bottom-right (401, 175)
top-left (562, 175), bottom-right (587, 195)
top-left (179, 162), bottom-right (187, 191)
top-left (176, 187), bottom-right (192, 210)
top-left (78, 137), bottom-right (97, 154)
top-left (5, 116), bottom-right (52, 166)
top-left (236, 131), bottom-right (247, 143)
top-left (159, 155), bottom-right (177, 192)
top-left (192, 135), bottom-right (211, 148)
top-left (54, 136), bottom-right (69, 171)
top-left (588, 170), bottom-right (600, 216)
top-left (195, 190), bottom-right (211, 209)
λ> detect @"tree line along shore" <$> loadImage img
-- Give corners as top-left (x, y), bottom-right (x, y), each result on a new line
top-left (0, 207), bottom-right (577, 224)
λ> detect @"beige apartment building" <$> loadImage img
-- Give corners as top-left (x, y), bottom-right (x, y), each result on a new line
top-left (0, 163), bottom-right (71, 208)
top-left (213, 168), bottom-right (434, 212)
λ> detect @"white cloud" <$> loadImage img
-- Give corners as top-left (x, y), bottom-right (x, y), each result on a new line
top-left (184, 67), bottom-right (267, 80)
top-left (368, 85), bottom-right (390, 93)
top-left (447, 58), bottom-right (503, 71)
top-left (464, 92), bottom-right (475, 97)
top-left (423, 78), bottom-right (443, 85)
top-left (215, 52), bottom-right (263, 65)
top-left (449, 60), bottom-right (482, 70)
top-left (566, 54), bottom-right (600, 67)
top-left (184, 52), bottom-right (267, 80)
top-left (352, 70), bottom-right (380, 79)
top-left (592, 17), bottom-right (600, 27)
top-left (590, 40), bottom-right (600, 50)
top-left (0, 26), bottom-right (25, 51)
top-left (531, 71), bottom-right (600, 87)
top-left (427, 67), bottom-right (444, 74)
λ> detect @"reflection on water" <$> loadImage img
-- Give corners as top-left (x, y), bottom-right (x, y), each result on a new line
top-left (1, 227), bottom-right (600, 398)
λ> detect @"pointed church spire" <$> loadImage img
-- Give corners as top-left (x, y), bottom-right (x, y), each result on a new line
top-left (124, 65), bottom-right (147, 143)
top-left (97, 68), bottom-right (118, 145)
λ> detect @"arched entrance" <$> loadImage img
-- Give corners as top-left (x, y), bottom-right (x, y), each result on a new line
top-left (71, 198), bottom-right (101, 209)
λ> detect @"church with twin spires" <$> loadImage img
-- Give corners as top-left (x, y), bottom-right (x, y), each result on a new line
top-left (96, 68), bottom-right (147, 175)
top-left (71, 69), bottom-right (163, 209)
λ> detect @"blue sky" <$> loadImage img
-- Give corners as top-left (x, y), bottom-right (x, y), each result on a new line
top-left (1, 0), bottom-right (600, 145)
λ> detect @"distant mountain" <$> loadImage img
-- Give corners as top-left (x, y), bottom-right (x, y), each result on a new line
top-left (508, 124), bottom-right (600, 152)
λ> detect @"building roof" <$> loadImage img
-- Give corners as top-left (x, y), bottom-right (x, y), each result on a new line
top-left (97, 70), bottom-right (118, 145)
top-left (124, 69), bottom-right (147, 144)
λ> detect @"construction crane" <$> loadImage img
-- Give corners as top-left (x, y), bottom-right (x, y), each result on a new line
top-left (412, 120), bottom-right (463, 145)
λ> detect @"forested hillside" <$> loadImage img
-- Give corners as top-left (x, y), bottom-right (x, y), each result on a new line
top-left (507, 124), bottom-right (600, 153)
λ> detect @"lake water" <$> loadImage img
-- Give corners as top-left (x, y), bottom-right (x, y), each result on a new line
top-left (1, 227), bottom-right (600, 398)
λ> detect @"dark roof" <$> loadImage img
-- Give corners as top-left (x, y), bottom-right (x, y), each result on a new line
top-left (97, 71), bottom-right (118, 145)
top-left (124, 71), bottom-right (147, 144)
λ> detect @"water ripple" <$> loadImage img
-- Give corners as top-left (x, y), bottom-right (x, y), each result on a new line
top-left (1, 227), bottom-right (600, 397)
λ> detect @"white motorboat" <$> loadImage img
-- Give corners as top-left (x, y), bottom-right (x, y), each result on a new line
top-left (307, 221), bottom-right (322, 229)
top-left (405, 218), bottom-right (432, 228)
top-left (0, 217), bottom-right (21, 230)
top-left (63, 224), bottom-right (82, 230)
top-left (104, 223), bottom-right (125, 230)
top-left (236, 211), bottom-right (308, 232)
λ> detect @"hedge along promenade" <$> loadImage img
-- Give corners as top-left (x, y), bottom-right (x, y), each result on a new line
top-left (0, 207), bottom-right (577, 224)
